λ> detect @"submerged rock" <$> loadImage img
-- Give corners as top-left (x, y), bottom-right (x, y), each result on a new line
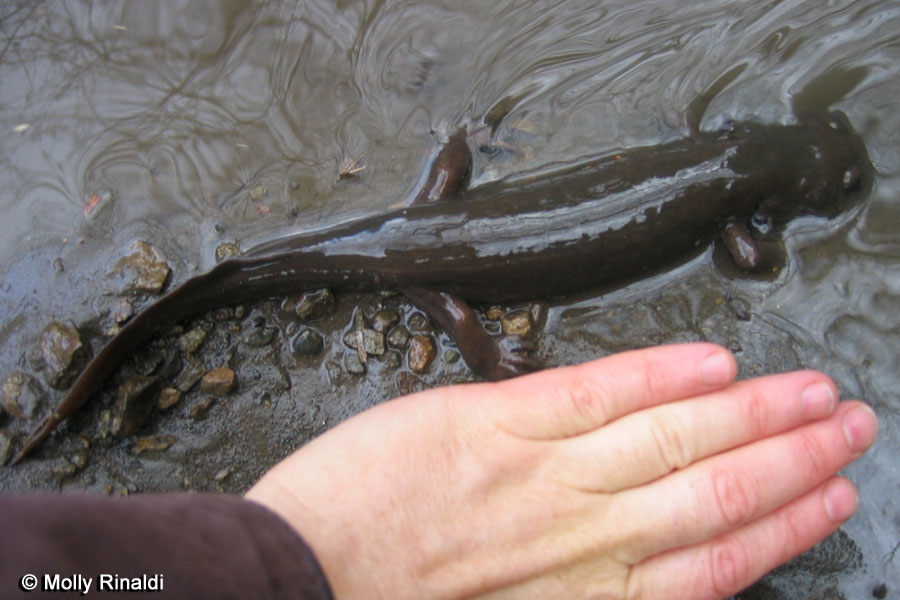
top-left (343, 353), bottom-right (366, 375)
top-left (103, 298), bottom-right (135, 336)
top-left (284, 289), bottom-right (335, 320)
top-left (486, 306), bottom-right (505, 321)
top-left (407, 313), bottom-right (432, 333)
top-left (292, 328), bottom-right (324, 357)
top-left (215, 242), bottom-right (241, 263)
top-left (372, 309), bottom-right (400, 333)
top-left (200, 367), bottom-right (237, 395)
top-left (0, 430), bottom-right (13, 464)
top-left (174, 359), bottom-right (206, 392)
top-left (111, 375), bottom-right (161, 437)
top-left (177, 327), bottom-right (208, 354)
top-left (113, 240), bottom-right (170, 294)
top-left (343, 328), bottom-right (385, 356)
top-left (408, 335), bottom-right (436, 373)
top-left (190, 396), bottom-right (217, 419)
top-left (387, 325), bottom-right (410, 349)
top-left (134, 434), bottom-right (176, 455)
top-left (39, 321), bottom-right (88, 390)
top-left (156, 387), bottom-right (182, 410)
top-left (244, 326), bottom-right (277, 348)
top-left (501, 309), bottom-right (534, 337)
top-left (2, 371), bottom-right (45, 420)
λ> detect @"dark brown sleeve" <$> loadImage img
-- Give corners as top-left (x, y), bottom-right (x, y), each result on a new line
top-left (0, 493), bottom-right (333, 599)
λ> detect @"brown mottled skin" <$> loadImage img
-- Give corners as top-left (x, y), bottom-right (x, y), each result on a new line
top-left (10, 112), bottom-right (871, 464)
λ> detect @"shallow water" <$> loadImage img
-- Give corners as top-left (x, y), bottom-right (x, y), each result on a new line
top-left (1, 1), bottom-right (898, 597)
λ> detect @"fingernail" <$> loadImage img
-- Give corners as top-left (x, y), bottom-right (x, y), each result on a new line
top-left (800, 382), bottom-right (836, 420)
top-left (701, 352), bottom-right (734, 386)
top-left (842, 404), bottom-right (878, 453)
top-left (823, 478), bottom-right (858, 524)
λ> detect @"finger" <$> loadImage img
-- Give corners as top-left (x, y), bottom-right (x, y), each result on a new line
top-left (472, 343), bottom-right (737, 440)
top-left (552, 370), bottom-right (838, 492)
top-left (605, 401), bottom-right (877, 563)
top-left (627, 477), bottom-right (859, 600)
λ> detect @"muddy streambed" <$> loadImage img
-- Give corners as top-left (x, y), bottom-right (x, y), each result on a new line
top-left (1, 1), bottom-right (898, 598)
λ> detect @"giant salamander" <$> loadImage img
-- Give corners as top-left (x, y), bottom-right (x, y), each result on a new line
top-left (10, 111), bottom-right (872, 463)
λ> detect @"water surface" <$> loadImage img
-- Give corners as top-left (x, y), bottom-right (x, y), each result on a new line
top-left (1, 1), bottom-right (898, 597)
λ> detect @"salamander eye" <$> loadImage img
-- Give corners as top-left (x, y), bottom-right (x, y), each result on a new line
top-left (842, 166), bottom-right (861, 191)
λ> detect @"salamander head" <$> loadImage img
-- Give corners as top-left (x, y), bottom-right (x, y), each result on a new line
top-left (787, 111), bottom-right (873, 218)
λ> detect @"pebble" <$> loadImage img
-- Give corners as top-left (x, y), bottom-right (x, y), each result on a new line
top-left (292, 328), bottom-right (324, 357)
top-left (444, 349), bottom-right (460, 364)
top-left (343, 353), bottom-right (366, 375)
top-left (69, 449), bottom-right (89, 470)
top-left (529, 302), bottom-right (547, 327)
top-left (407, 313), bottom-right (432, 333)
top-left (372, 309), bottom-right (400, 333)
top-left (131, 347), bottom-right (164, 376)
top-left (215, 243), bottom-right (241, 263)
top-left (486, 306), bottom-right (505, 321)
top-left (39, 321), bottom-right (87, 389)
top-left (285, 289), bottom-right (335, 320)
top-left (0, 430), bottom-right (12, 464)
top-left (113, 240), bottom-right (170, 293)
top-left (52, 459), bottom-right (77, 478)
top-left (177, 327), bottom-right (208, 354)
top-left (387, 325), bottom-right (410, 349)
top-left (244, 325), bottom-right (277, 347)
top-left (395, 371), bottom-right (426, 396)
top-left (2, 371), bottom-right (45, 419)
top-left (250, 183), bottom-right (267, 202)
top-left (212, 307), bottom-right (235, 321)
top-left (112, 299), bottom-right (134, 324)
top-left (501, 309), bottom-right (533, 337)
top-left (134, 434), bottom-right (176, 455)
top-left (200, 367), bottom-right (237, 395)
top-left (110, 375), bottom-right (160, 437)
top-left (214, 466), bottom-right (235, 483)
top-left (156, 387), bottom-right (182, 410)
top-left (190, 397), bottom-right (217, 419)
top-left (382, 350), bottom-right (402, 370)
top-left (408, 335), bottom-right (436, 373)
top-left (174, 359), bottom-right (206, 392)
top-left (343, 328), bottom-right (385, 356)
top-left (158, 350), bottom-right (183, 381)
top-left (726, 296), bottom-right (752, 321)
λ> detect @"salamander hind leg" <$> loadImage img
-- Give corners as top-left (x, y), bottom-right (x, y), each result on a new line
top-left (401, 287), bottom-right (539, 380)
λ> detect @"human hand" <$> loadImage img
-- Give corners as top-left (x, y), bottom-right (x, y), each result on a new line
top-left (246, 343), bottom-right (878, 599)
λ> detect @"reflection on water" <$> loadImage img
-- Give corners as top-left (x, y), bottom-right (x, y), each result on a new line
top-left (1, 1), bottom-right (899, 596)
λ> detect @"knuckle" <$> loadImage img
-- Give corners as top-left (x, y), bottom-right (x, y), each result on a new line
top-left (637, 353), bottom-right (670, 402)
top-left (741, 385), bottom-right (773, 438)
top-left (793, 429), bottom-right (831, 479)
top-left (564, 365), bottom-right (611, 427)
top-left (711, 467), bottom-right (759, 527)
top-left (708, 536), bottom-right (752, 596)
top-left (648, 410), bottom-right (695, 471)
top-left (773, 501), bottom-right (807, 548)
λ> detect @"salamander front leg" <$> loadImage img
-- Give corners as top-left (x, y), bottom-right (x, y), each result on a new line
top-left (402, 287), bottom-right (538, 380)
top-left (720, 213), bottom-right (785, 273)
top-left (408, 126), bottom-right (472, 206)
